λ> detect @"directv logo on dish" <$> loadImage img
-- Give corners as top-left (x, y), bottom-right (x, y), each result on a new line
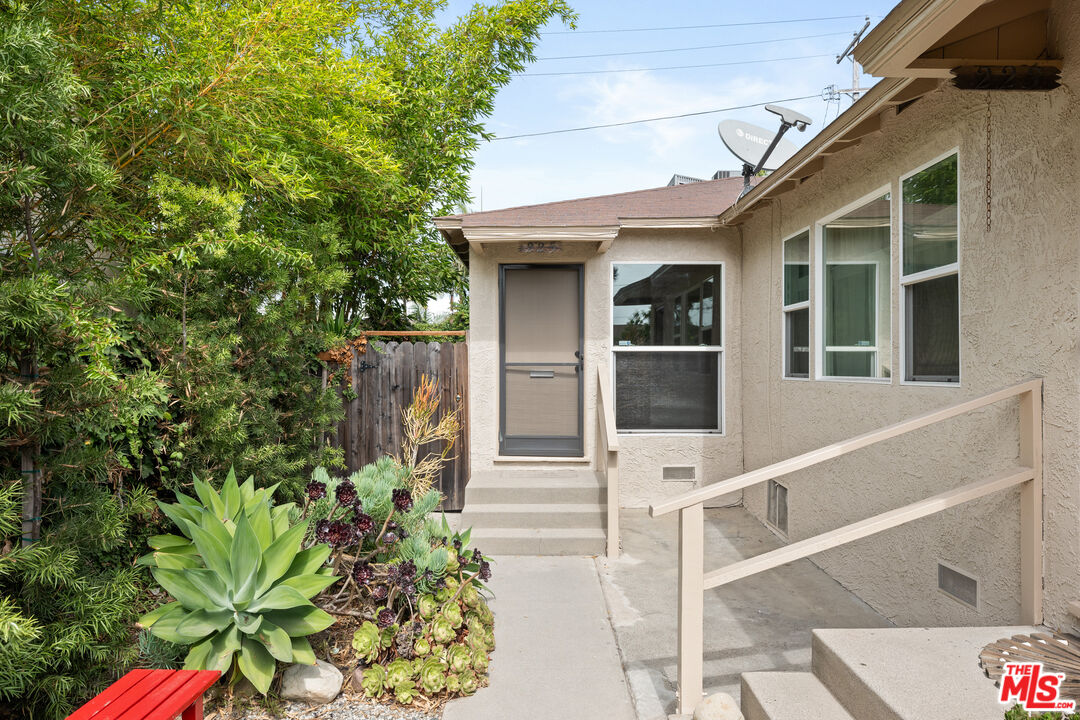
top-left (734, 127), bottom-right (770, 147)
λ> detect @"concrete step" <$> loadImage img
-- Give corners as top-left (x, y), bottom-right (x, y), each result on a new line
top-left (460, 503), bottom-right (605, 530)
top-left (466, 527), bottom-right (607, 556)
top-left (465, 470), bottom-right (606, 506)
top-left (811, 626), bottom-right (1039, 720)
top-left (741, 672), bottom-right (853, 720)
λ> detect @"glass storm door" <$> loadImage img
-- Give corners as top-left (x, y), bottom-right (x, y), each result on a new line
top-left (499, 264), bottom-right (584, 457)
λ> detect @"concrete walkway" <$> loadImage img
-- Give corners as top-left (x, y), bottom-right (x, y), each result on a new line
top-left (598, 508), bottom-right (892, 719)
top-left (442, 556), bottom-right (636, 720)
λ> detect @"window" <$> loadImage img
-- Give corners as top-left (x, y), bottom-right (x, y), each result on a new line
top-left (612, 263), bottom-right (723, 432)
top-left (767, 480), bottom-right (788, 535)
top-left (783, 231), bottom-right (810, 378)
top-left (902, 153), bottom-right (959, 383)
top-left (819, 193), bottom-right (892, 379)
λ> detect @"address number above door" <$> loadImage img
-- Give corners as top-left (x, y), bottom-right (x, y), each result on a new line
top-left (518, 241), bottom-right (562, 254)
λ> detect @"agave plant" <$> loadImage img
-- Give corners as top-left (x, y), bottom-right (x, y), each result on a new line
top-left (138, 469), bottom-right (339, 693)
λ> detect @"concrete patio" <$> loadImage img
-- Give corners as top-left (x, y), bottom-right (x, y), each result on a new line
top-left (443, 506), bottom-right (891, 719)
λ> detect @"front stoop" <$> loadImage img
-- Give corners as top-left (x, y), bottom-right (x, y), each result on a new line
top-left (458, 469), bottom-right (607, 556)
top-left (742, 626), bottom-right (1040, 720)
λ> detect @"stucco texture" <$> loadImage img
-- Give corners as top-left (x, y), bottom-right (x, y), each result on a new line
top-left (467, 228), bottom-right (744, 509)
top-left (738, 3), bottom-right (1080, 631)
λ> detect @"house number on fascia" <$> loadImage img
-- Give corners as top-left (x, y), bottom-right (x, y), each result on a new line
top-left (518, 241), bottom-right (561, 254)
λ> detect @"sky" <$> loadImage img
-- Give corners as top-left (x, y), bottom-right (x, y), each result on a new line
top-left (438, 0), bottom-right (899, 213)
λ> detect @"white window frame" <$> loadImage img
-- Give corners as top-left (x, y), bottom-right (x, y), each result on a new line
top-left (782, 228), bottom-right (811, 380)
top-left (610, 260), bottom-right (725, 435)
top-left (899, 148), bottom-right (961, 387)
top-left (814, 187), bottom-right (893, 384)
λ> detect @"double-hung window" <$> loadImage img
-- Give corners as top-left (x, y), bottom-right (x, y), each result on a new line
top-left (611, 263), bottom-right (723, 432)
top-left (783, 231), bottom-right (810, 378)
top-left (901, 153), bottom-right (959, 383)
top-left (818, 193), bottom-right (892, 380)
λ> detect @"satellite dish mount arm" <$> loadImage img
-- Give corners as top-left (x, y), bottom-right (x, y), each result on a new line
top-left (739, 104), bottom-right (812, 199)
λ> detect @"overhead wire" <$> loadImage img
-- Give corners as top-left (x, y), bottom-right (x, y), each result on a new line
top-left (515, 53), bottom-right (833, 77)
top-left (542, 15), bottom-right (871, 35)
top-left (490, 94), bottom-right (822, 141)
top-left (537, 31), bottom-right (852, 60)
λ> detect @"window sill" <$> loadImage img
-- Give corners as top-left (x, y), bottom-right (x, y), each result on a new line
top-left (814, 376), bottom-right (893, 385)
top-left (493, 455), bottom-right (590, 463)
top-left (901, 380), bottom-right (962, 388)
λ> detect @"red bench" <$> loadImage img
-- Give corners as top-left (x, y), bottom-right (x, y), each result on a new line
top-left (66, 669), bottom-right (221, 720)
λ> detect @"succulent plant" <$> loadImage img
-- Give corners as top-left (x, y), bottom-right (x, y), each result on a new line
top-left (419, 658), bottom-right (447, 694)
top-left (392, 488), bottom-right (413, 512)
top-left (413, 636), bottom-right (431, 657)
top-left (352, 562), bottom-right (373, 584)
top-left (443, 602), bottom-right (463, 629)
top-left (446, 644), bottom-right (470, 674)
top-left (418, 594), bottom-right (437, 620)
top-left (335, 480), bottom-right (357, 506)
top-left (471, 648), bottom-right (488, 673)
top-left (466, 631), bottom-right (486, 653)
top-left (431, 615), bottom-right (455, 645)
top-left (360, 664), bottom-right (386, 697)
top-left (351, 622), bottom-right (381, 664)
top-left (435, 587), bottom-right (451, 604)
top-left (460, 582), bottom-right (480, 608)
top-left (305, 480), bottom-right (327, 500)
top-left (460, 670), bottom-right (478, 696)
top-left (394, 680), bottom-right (417, 705)
top-left (380, 623), bottom-right (398, 648)
top-left (446, 548), bottom-right (460, 573)
top-left (377, 608), bottom-right (396, 628)
top-left (371, 584), bottom-right (389, 602)
top-left (445, 672), bottom-right (461, 694)
top-left (478, 560), bottom-right (492, 581)
top-left (385, 658), bottom-right (414, 689)
top-left (138, 469), bottom-right (338, 694)
top-left (354, 512), bottom-right (374, 534)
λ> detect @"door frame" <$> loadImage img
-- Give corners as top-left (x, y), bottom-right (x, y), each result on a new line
top-left (498, 263), bottom-right (585, 457)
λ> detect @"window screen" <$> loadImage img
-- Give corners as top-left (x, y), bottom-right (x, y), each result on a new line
top-left (614, 351), bottom-right (720, 431)
top-left (783, 232), bottom-right (810, 379)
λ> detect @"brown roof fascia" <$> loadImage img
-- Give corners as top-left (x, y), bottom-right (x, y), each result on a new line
top-left (854, 0), bottom-right (987, 77)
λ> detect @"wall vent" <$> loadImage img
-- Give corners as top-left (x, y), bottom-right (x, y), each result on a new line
top-left (767, 479), bottom-right (788, 535)
top-left (938, 562), bottom-right (979, 609)
top-left (662, 465), bottom-right (696, 482)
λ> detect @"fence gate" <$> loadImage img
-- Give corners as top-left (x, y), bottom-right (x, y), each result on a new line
top-left (334, 341), bottom-right (469, 511)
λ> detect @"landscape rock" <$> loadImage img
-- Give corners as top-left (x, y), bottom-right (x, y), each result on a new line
top-left (692, 692), bottom-right (743, 720)
top-left (280, 659), bottom-right (344, 704)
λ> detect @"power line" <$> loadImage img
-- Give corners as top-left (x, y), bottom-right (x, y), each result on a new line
top-left (515, 53), bottom-right (833, 77)
top-left (490, 94), bottom-right (822, 140)
top-left (543, 15), bottom-right (870, 35)
top-left (537, 31), bottom-right (851, 61)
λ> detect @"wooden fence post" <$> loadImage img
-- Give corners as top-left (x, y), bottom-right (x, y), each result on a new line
top-left (677, 503), bottom-right (704, 715)
top-left (1019, 382), bottom-right (1043, 625)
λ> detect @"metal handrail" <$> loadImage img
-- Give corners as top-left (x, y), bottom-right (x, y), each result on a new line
top-left (596, 365), bottom-right (619, 558)
top-left (653, 378), bottom-right (1044, 715)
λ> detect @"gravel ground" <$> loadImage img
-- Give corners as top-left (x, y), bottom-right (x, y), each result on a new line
top-left (211, 692), bottom-right (442, 720)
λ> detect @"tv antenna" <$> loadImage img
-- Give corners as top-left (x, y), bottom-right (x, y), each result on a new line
top-left (719, 104), bottom-right (812, 198)
top-left (832, 16), bottom-right (872, 101)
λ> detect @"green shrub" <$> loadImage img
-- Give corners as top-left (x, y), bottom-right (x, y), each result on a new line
top-left (1005, 705), bottom-right (1080, 719)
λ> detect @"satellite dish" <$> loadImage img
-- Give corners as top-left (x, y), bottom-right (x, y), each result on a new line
top-left (718, 119), bottom-right (799, 171)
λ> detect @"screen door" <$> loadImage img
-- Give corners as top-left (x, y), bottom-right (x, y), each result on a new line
top-left (499, 264), bottom-right (584, 456)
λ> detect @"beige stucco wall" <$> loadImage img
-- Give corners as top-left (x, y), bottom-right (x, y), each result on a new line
top-left (738, 2), bottom-right (1080, 630)
top-left (467, 228), bottom-right (744, 508)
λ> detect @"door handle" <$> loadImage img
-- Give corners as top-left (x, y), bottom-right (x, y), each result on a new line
top-left (530, 370), bottom-right (555, 379)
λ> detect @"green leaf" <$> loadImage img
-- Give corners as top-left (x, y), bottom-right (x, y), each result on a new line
top-left (281, 544), bottom-right (330, 580)
top-left (234, 612), bottom-right (263, 634)
top-left (193, 476), bottom-right (225, 519)
top-left (206, 626), bottom-right (242, 673)
top-left (220, 467), bottom-right (241, 518)
top-left (184, 638), bottom-right (214, 670)
top-left (184, 569), bottom-right (232, 608)
top-left (254, 619), bottom-right (292, 662)
top-left (290, 637), bottom-right (316, 665)
top-left (271, 504), bottom-right (294, 538)
top-left (190, 525), bottom-right (231, 580)
top-left (239, 475), bottom-right (256, 503)
top-left (154, 552), bottom-right (204, 570)
top-left (255, 522), bottom-right (307, 596)
top-left (279, 573), bottom-right (339, 599)
top-left (176, 609), bottom-right (233, 637)
top-left (152, 568), bottom-right (216, 611)
top-left (262, 606), bottom-right (335, 637)
top-left (149, 534), bottom-right (194, 550)
top-left (239, 636), bottom-right (276, 694)
top-left (247, 585), bottom-right (310, 612)
top-left (249, 500), bottom-right (273, 551)
top-left (139, 601), bottom-right (184, 628)
top-left (157, 501), bottom-right (196, 538)
top-left (230, 512), bottom-right (262, 604)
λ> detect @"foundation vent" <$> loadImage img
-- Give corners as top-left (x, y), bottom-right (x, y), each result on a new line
top-left (662, 465), bottom-right (696, 482)
top-left (938, 563), bottom-right (978, 609)
top-left (767, 480), bottom-right (788, 535)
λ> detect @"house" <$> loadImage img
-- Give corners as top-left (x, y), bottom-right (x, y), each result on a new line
top-left (436, 0), bottom-right (1079, 714)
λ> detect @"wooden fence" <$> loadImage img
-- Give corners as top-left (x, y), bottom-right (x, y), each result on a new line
top-left (332, 340), bottom-right (469, 511)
